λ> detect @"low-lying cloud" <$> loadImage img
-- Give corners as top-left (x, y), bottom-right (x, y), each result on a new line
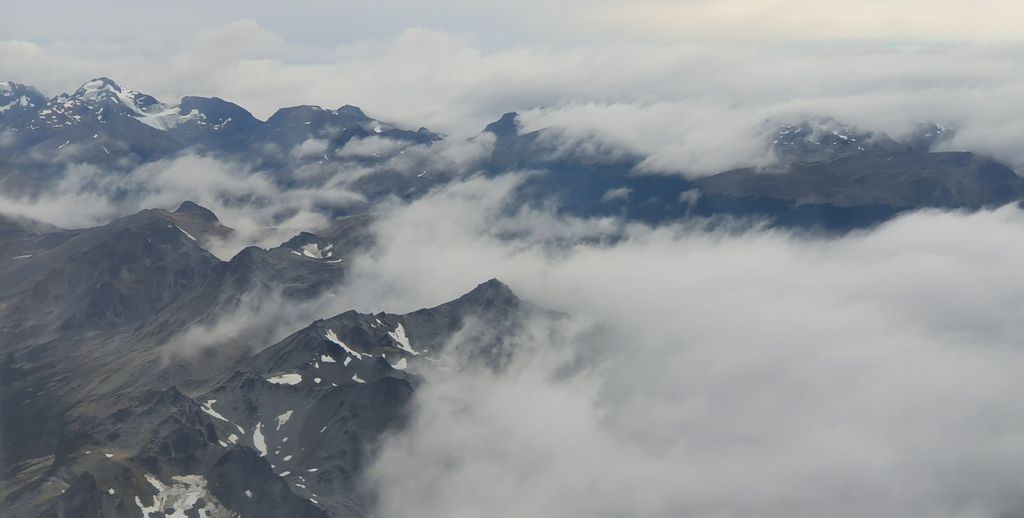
top-left (315, 176), bottom-right (1024, 518)
top-left (158, 285), bottom-right (359, 361)
top-left (0, 154), bottom-right (368, 258)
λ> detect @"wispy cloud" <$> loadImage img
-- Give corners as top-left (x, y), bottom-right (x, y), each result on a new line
top-left (0, 154), bottom-right (363, 257)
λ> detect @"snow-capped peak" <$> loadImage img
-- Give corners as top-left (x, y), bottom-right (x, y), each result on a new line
top-left (0, 82), bottom-right (45, 115)
top-left (31, 77), bottom-right (202, 131)
top-left (73, 77), bottom-right (124, 100)
top-left (0, 81), bottom-right (43, 100)
top-left (68, 77), bottom-right (164, 114)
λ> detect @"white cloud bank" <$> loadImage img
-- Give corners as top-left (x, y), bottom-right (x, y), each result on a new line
top-left (312, 177), bottom-right (1024, 518)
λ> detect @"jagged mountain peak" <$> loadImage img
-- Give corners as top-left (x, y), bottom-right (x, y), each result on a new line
top-left (267, 103), bottom-right (373, 125)
top-left (484, 111), bottom-right (521, 138)
top-left (763, 117), bottom-right (947, 168)
top-left (768, 117), bottom-right (955, 162)
top-left (14, 76), bottom-right (177, 136)
top-left (67, 77), bottom-right (162, 111)
top-left (458, 278), bottom-right (518, 304)
top-left (178, 96), bottom-right (259, 126)
top-left (771, 117), bottom-right (870, 144)
top-left (74, 76), bottom-right (124, 96)
top-left (268, 104), bottom-right (326, 117)
top-left (1, 78), bottom-right (442, 162)
top-left (337, 104), bottom-right (370, 120)
top-left (265, 105), bottom-right (343, 131)
top-left (242, 277), bottom-right (529, 392)
top-left (0, 212), bottom-right (63, 243)
top-left (0, 81), bottom-right (46, 115)
top-left (174, 200), bottom-right (220, 222)
top-left (0, 80), bottom-right (42, 95)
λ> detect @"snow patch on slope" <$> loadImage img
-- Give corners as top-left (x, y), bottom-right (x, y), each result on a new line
top-left (266, 373), bottom-right (302, 385)
top-left (175, 225), bottom-right (197, 241)
top-left (253, 422), bottom-right (268, 457)
top-left (136, 474), bottom-right (232, 518)
top-left (388, 323), bottom-right (419, 355)
top-left (325, 329), bottom-right (363, 359)
top-left (200, 400), bottom-right (229, 422)
top-left (276, 410), bottom-right (293, 431)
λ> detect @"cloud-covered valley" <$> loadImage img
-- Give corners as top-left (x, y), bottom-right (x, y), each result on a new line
top-left (336, 178), bottom-right (1024, 518)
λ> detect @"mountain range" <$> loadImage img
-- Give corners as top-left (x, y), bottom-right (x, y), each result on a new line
top-left (4, 78), bottom-right (1024, 231)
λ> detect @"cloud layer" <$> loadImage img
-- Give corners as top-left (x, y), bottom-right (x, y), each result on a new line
top-left (314, 177), bottom-right (1024, 518)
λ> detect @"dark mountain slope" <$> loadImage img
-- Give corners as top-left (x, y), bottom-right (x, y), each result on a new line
top-left (0, 208), bottom-right (220, 341)
top-left (480, 113), bottom-right (1024, 231)
top-left (695, 151), bottom-right (1023, 209)
top-left (0, 204), bottom-right (375, 501)
top-left (1, 272), bottom-right (534, 517)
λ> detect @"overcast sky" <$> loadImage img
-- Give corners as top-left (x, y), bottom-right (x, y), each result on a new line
top-left (6, 0), bottom-right (1024, 45)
